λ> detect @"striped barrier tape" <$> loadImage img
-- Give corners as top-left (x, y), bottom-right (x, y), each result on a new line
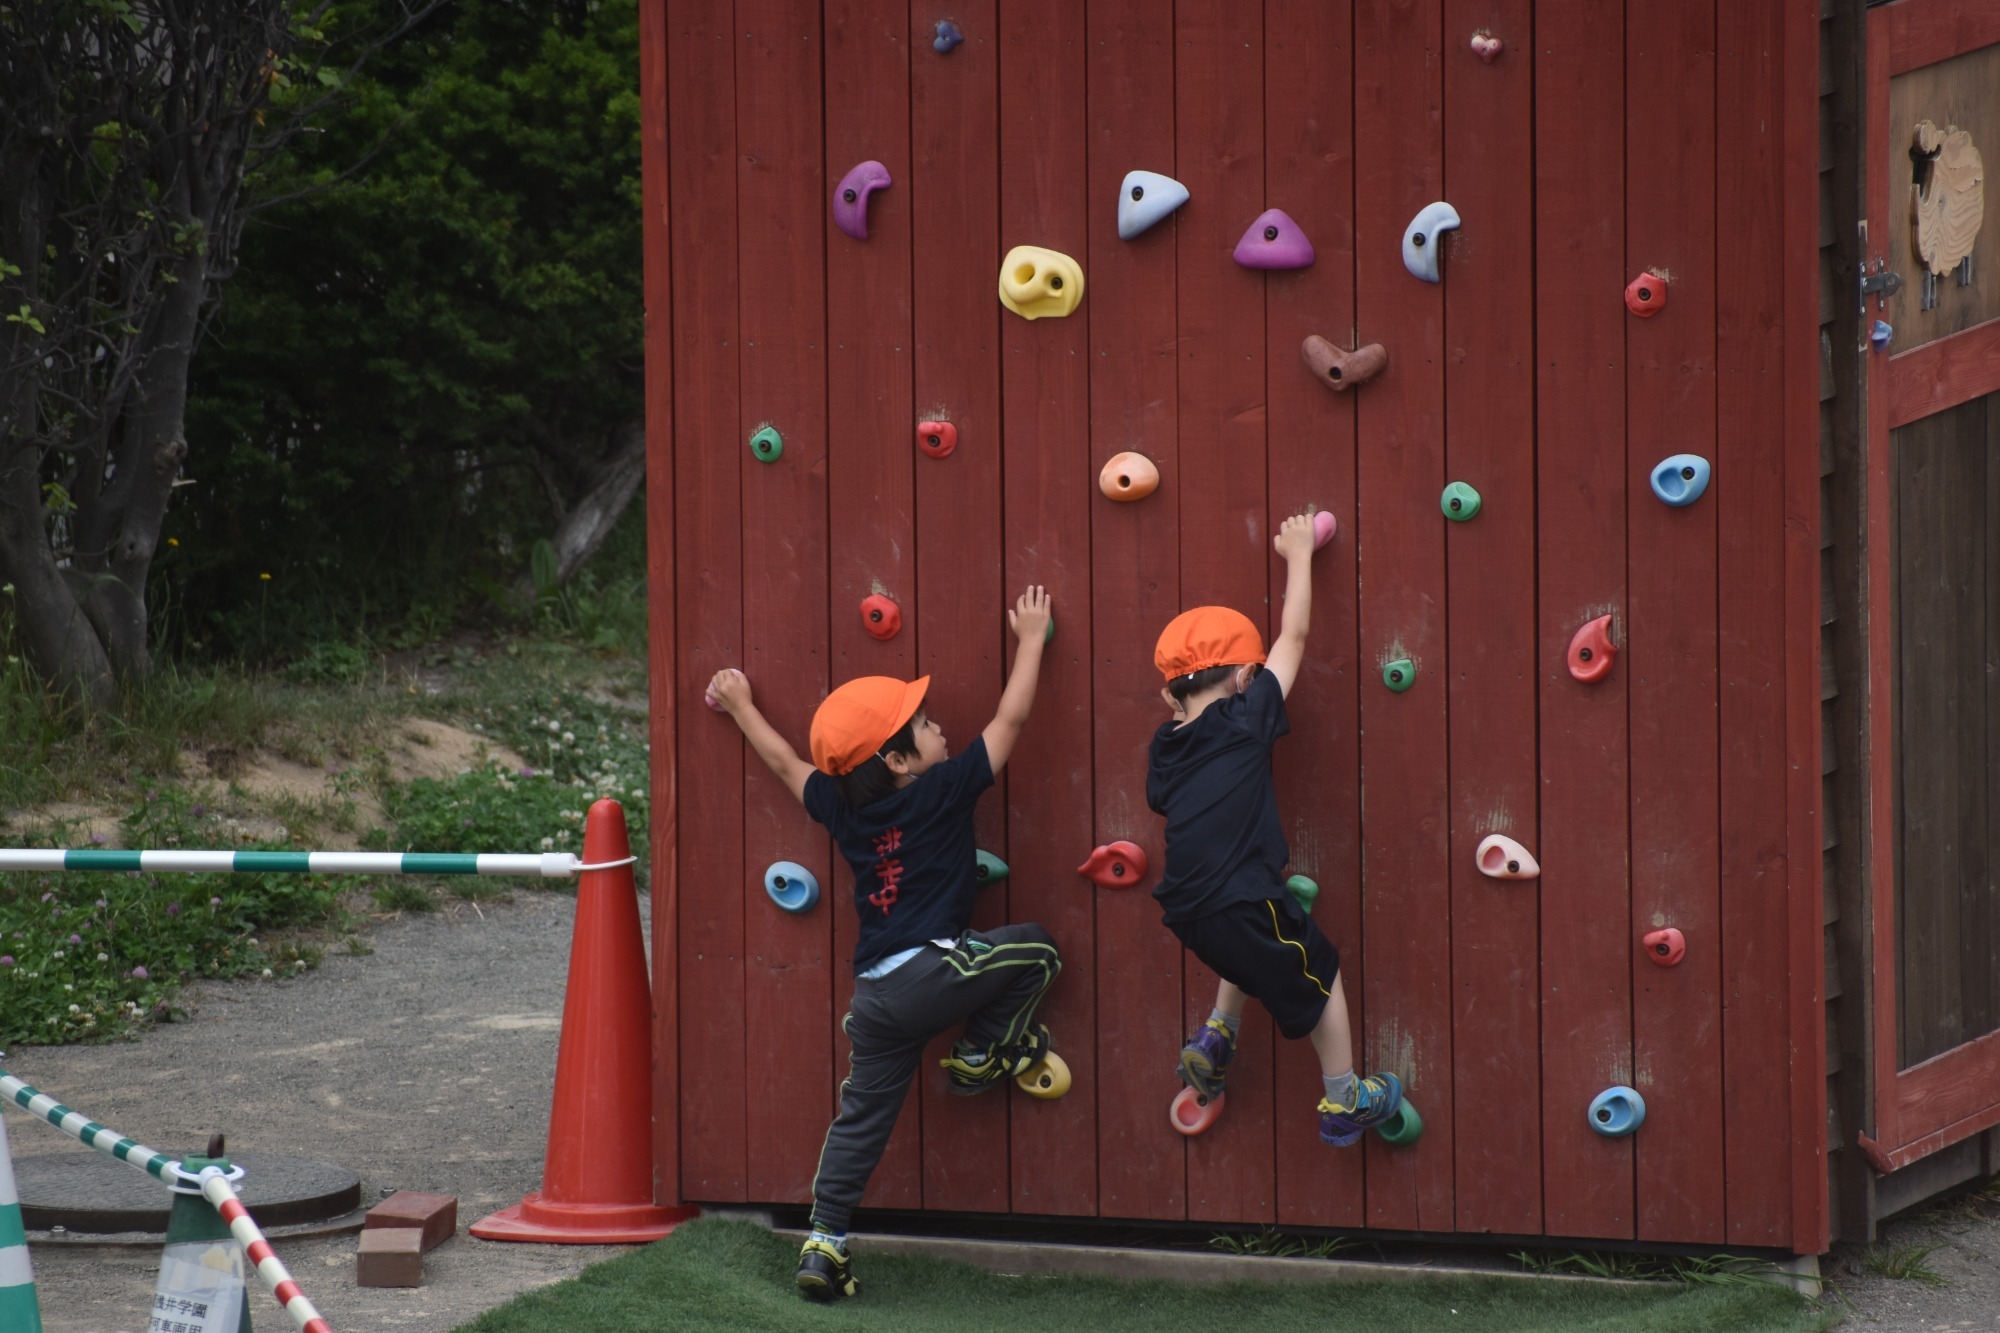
top-left (0, 850), bottom-right (634, 877)
top-left (1, 1069), bottom-right (185, 1186)
top-left (202, 1169), bottom-right (331, 1333)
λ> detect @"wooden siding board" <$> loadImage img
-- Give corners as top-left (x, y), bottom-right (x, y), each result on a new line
top-left (1354, 0), bottom-right (1453, 1232)
top-left (735, 1), bottom-right (834, 1204)
top-left (1717, 0), bottom-right (1796, 1247)
top-left (1266, 0), bottom-right (1366, 1232)
top-left (826, 0), bottom-right (921, 1210)
top-left (997, 0), bottom-right (1099, 1219)
top-left (1534, 0), bottom-right (1635, 1240)
top-left (1087, 0), bottom-right (1187, 1222)
top-left (1174, 0), bottom-right (1276, 1224)
top-left (667, 0), bottom-right (747, 1201)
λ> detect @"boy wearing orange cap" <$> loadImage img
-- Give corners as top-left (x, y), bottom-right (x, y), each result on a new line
top-left (1148, 513), bottom-right (1401, 1147)
top-left (707, 586), bottom-right (1061, 1303)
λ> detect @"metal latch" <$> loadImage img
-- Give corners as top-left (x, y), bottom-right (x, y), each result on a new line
top-left (1859, 257), bottom-right (1903, 313)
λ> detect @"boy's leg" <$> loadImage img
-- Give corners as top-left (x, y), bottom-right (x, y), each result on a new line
top-left (934, 923), bottom-right (1063, 1086)
top-left (1307, 973), bottom-right (1354, 1075)
top-left (1310, 968), bottom-right (1403, 1146)
top-left (804, 990), bottom-right (927, 1281)
top-left (1179, 979), bottom-right (1248, 1101)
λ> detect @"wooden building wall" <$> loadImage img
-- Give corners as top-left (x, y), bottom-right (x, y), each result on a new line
top-left (641, 0), bottom-right (1828, 1250)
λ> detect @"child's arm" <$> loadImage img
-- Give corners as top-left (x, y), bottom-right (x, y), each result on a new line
top-left (980, 585), bottom-right (1051, 777)
top-left (707, 668), bottom-right (816, 804)
top-left (1265, 514), bottom-right (1315, 698)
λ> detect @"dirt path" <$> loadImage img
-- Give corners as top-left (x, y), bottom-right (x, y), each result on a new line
top-left (9, 888), bottom-right (638, 1333)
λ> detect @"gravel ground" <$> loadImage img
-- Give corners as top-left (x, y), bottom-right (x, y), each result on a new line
top-left (9, 888), bottom-right (641, 1333)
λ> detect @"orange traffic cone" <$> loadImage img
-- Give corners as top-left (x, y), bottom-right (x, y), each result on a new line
top-left (472, 800), bottom-right (698, 1243)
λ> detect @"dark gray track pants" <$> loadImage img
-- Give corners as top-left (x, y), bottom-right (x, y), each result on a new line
top-left (808, 922), bottom-right (1062, 1233)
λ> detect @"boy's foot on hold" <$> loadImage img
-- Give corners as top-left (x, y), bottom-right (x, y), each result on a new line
top-left (940, 1040), bottom-right (1006, 1096)
top-left (1319, 1071), bottom-right (1403, 1147)
top-left (999, 1023), bottom-right (1054, 1079)
top-left (1178, 1018), bottom-right (1235, 1102)
top-left (796, 1235), bottom-right (857, 1301)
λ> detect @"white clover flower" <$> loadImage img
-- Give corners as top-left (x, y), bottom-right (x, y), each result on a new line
top-left (540, 837), bottom-right (554, 850)
top-left (68, 1003), bottom-right (80, 1014)
top-left (96, 952), bottom-right (108, 962)
top-left (547, 720), bottom-right (561, 734)
top-left (261, 968), bottom-right (274, 979)
top-left (51, 950), bottom-right (64, 959)
top-left (562, 731), bottom-right (575, 744)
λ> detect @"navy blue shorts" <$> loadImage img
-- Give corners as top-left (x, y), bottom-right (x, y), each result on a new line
top-left (1170, 895), bottom-right (1341, 1040)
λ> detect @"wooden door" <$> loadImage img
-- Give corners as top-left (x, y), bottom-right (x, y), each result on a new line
top-left (1861, 0), bottom-right (2000, 1174)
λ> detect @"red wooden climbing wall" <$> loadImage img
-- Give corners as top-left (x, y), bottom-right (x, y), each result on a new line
top-left (643, 0), bottom-right (1829, 1252)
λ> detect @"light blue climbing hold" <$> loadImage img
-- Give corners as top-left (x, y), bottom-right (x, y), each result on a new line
top-left (765, 861), bottom-right (819, 914)
top-left (1118, 170), bottom-right (1190, 240)
top-left (1588, 1085), bottom-right (1645, 1137)
top-left (1870, 320), bottom-right (1894, 350)
top-left (1649, 454), bottom-right (1710, 506)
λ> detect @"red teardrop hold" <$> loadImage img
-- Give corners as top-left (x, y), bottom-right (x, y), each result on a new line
top-left (1077, 839), bottom-right (1149, 889)
top-left (918, 420), bottom-right (957, 459)
top-left (1567, 614), bottom-right (1616, 683)
top-left (860, 593), bottom-right (902, 641)
top-left (1625, 271), bottom-right (1668, 317)
top-left (1643, 927), bottom-right (1686, 967)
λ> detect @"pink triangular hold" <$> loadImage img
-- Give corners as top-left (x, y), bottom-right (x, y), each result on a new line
top-left (1475, 834), bottom-right (1539, 879)
top-left (1233, 209), bottom-right (1315, 270)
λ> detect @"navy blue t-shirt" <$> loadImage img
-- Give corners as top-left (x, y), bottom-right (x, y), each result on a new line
top-left (803, 737), bottom-right (995, 975)
top-left (1146, 669), bottom-right (1291, 924)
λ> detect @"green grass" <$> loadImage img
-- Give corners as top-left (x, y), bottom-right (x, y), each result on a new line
top-left (1861, 1241), bottom-right (1946, 1285)
top-left (453, 1219), bottom-right (1834, 1333)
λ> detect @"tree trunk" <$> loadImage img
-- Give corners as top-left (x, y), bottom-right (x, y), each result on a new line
top-left (511, 418), bottom-right (647, 606)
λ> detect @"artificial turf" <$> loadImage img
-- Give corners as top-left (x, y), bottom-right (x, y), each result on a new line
top-left (453, 1218), bottom-right (1835, 1333)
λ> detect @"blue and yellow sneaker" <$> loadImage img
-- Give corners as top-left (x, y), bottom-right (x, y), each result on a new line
top-left (796, 1234), bottom-right (857, 1301)
top-left (1319, 1072), bottom-right (1403, 1146)
top-left (1178, 1018), bottom-right (1235, 1103)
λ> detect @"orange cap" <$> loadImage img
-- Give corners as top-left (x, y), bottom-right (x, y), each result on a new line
top-left (1154, 607), bottom-right (1266, 681)
top-left (810, 676), bottom-right (931, 775)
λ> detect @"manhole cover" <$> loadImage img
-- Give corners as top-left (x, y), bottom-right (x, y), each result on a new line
top-left (14, 1152), bottom-right (360, 1234)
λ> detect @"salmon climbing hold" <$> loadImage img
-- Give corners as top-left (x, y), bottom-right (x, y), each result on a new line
top-left (1382, 658), bottom-right (1416, 692)
top-left (1650, 453), bottom-right (1711, 506)
top-left (832, 161), bottom-right (892, 241)
top-left (932, 19), bottom-right (963, 53)
top-left (1378, 1097), bottom-right (1423, 1145)
top-left (749, 426), bottom-right (783, 463)
top-left (998, 245), bottom-right (1084, 320)
top-left (1567, 614), bottom-right (1617, 683)
top-left (765, 861), bottom-right (820, 914)
top-left (1588, 1086), bottom-right (1645, 1138)
top-left (1402, 201), bottom-right (1461, 283)
top-left (1233, 208), bottom-right (1315, 270)
top-left (1312, 511), bottom-right (1338, 551)
top-left (1475, 834), bottom-right (1539, 880)
top-left (1440, 481), bottom-right (1482, 521)
top-left (1469, 32), bottom-right (1503, 62)
top-left (975, 849), bottom-right (1010, 884)
top-left (1170, 1085), bottom-right (1225, 1136)
top-left (1625, 271), bottom-right (1667, 317)
top-left (1118, 170), bottom-right (1190, 240)
top-left (918, 420), bottom-right (957, 459)
top-left (1286, 874), bottom-right (1319, 913)
top-left (1300, 335), bottom-right (1387, 391)
top-left (1099, 451), bottom-right (1159, 502)
top-left (1078, 840), bottom-right (1148, 888)
top-left (1643, 927), bottom-right (1687, 967)
top-left (860, 593), bottom-right (901, 641)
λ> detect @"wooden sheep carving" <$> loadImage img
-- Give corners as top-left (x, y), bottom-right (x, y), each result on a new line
top-left (1911, 119), bottom-right (1984, 308)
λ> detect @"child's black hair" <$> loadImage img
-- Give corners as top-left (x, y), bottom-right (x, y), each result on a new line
top-left (833, 713), bottom-right (922, 809)
top-left (1166, 664), bottom-right (1240, 704)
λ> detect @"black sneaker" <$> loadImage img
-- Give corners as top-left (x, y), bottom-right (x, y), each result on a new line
top-left (795, 1235), bottom-right (857, 1301)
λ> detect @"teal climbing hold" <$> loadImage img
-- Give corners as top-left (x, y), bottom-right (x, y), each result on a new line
top-left (1382, 658), bottom-right (1416, 692)
top-left (1588, 1085), bottom-right (1645, 1137)
top-left (1440, 481), bottom-right (1482, 521)
top-left (749, 426), bottom-right (783, 463)
top-left (1379, 1097), bottom-right (1423, 1145)
top-left (975, 849), bottom-right (1010, 884)
top-left (1285, 874), bottom-right (1319, 913)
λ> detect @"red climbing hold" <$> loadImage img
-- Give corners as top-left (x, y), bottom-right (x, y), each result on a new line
top-left (1643, 927), bottom-right (1686, 967)
top-left (1078, 840), bottom-right (1148, 889)
top-left (917, 420), bottom-right (957, 459)
top-left (1567, 614), bottom-right (1616, 683)
top-left (860, 594), bottom-right (902, 641)
top-left (1625, 272), bottom-right (1667, 318)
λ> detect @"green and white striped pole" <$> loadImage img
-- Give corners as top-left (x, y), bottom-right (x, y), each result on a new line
top-left (0, 1102), bottom-right (44, 1333)
top-left (0, 850), bottom-right (595, 878)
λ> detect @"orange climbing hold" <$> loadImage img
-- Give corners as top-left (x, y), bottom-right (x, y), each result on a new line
top-left (1099, 452), bottom-right (1159, 502)
top-left (1078, 840), bottom-right (1148, 888)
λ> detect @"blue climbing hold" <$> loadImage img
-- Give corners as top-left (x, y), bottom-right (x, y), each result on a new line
top-left (1118, 170), bottom-right (1190, 240)
top-left (1870, 319), bottom-right (1894, 350)
top-left (933, 19), bottom-right (963, 53)
top-left (764, 861), bottom-right (820, 914)
top-left (1649, 454), bottom-right (1711, 506)
top-left (1587, 1085), bottom-right (1646, 1137)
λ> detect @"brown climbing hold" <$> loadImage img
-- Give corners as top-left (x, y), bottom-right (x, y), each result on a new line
top-left (1099, 451), bottom-right (1159, 502)
top-left (1300, 336), bottom-right (1387, 392)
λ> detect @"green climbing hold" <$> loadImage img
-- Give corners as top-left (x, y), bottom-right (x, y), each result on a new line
top-left (1378, 1096), bottom-right (1423, 1145)
top-left (1382, 657), bottom-right (1416, 692)
top-left (1285, 874), bottom-right (1319, 913)
top-left (1046, 608), bottom-right (1056, 643)
top-left (1440, 481), bottom-right (1482, 521)
top-left (749, 426), bottom-right (783, 462)
top-left (975, 849), bottom-right (1010, 884)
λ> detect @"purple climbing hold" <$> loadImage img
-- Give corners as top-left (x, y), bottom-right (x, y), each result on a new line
top-left (933, 20), bottom-right (963, 53)
top-left (833, 160), bottom-right (892, 241)
top-left (1233, 208), bottom-right (1315, 270)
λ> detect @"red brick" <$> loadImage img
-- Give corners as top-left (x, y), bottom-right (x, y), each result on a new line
top-left (364, 1191), bottom-right (458, 1253)
top-left (356, 1227), bottom-right (424, 1288)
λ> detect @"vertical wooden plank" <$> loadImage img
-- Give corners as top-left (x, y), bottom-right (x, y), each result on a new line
top-left (735, 0), bottom-right (833, 1204)
top-left (1716, 0), bottom-right (1795, 1246)
top-left (1964, 402), bottom-right (1994, 1043)
top-left (667, 0), bottom-right (746, 1202)
top-left (825, 0), bottom-right (921, 1210)
top-left (1175, 0), bottom-right (1275, 1225)
top-left (1088, 0), bottom-right (1186, 1222)
top-left (1535, 0), bottom-right (1633, 1240)
top-left (1353, 0), bottom-right (1452, 1231)
top-left (1441, 0), bottom-right (1540, 1238)
top-left (908, 0), bottom-right (1009, 1216)
top-left (1626, 0), bottom-right (1724, 1244)
top-left (1266, 0), bottom-right (1365, 1232)
top-left (997, 0), bottom-right (1098, 1219)
top-left (638, 0), bottom-right (683, 1207)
